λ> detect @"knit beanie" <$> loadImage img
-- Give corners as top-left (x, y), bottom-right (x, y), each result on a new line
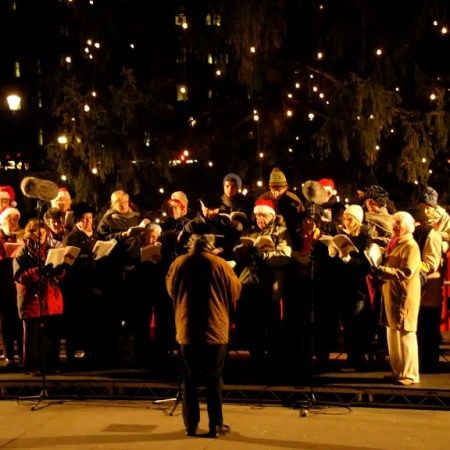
top-left (345, 204), bottom-right (364, 223)
top-left (420, 186), bottom-right (438, 207)
top-left (269, 168), bottom-right (288, 188)
top-left (223, 173), bottom-right (242, 191)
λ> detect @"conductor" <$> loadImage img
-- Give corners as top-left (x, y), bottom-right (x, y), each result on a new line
top-left (166, 234), bottom-right (241, 438)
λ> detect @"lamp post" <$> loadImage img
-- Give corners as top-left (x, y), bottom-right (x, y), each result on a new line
top-left (6, 93), bottom-right (21, 112)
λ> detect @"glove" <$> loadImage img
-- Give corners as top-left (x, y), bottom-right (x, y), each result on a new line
top-left (340, 254), bottom-right (351, 263)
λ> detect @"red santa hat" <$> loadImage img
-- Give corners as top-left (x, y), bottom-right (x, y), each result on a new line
top-left (0, 186), bottom-right (17, 207)
top-left (253, 198), bottom-right (276, 216)
top-left (0, 207), bottom-right (20, 225)
top-left (169, 191), bottom-right (188, 213)
top-left (318, 178), bottom-right (337, 196)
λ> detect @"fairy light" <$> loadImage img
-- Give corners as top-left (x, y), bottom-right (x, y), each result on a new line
top-left (84, 104), bottom-right (90, 112)
top-left (88, 54), bottom-right (93, 60)
top-left (130, 43), bottom-right (135, 49)
top-left (183, 149), bottom-right (189, 157)
top-left (287, 93), bottom-right (293, 99)
top-left (442, 26), bottom-right (448, 34)
top-left (390, 128), bottom-right (395, 133)
top-left (429, 169), bottom-right (433, 174)
top-left (376, 48), bottom-right (383, 56)
top-left (286, 109), bottom-right (293, 117)
top-left (215, 69), bottom-right (221, 76)
top-left (159, 187), bottom-right (165, 194)
top-left (84, 47), bottom-right (90, 53)
top-left (182, 22), bottom-right (188, 29)
top-left (414, 180), bottom-right (419, 185)
top-left (87, 39), bottom-right (93, 46)
top-left (259, 152), bottom-right (264, 158)
top-left (208, 161), bottom-right (213, 167)
top-left (57, 135), bottom-right (67, 145)
top-left (242, 188), bottom-right (248, 196)
top-left (295, 136), bottom-right (300, 141)
top-left (257, 180), bottom-right (263, 187)
top-left (356, 116), bottom-right (361, 120)
top-left (65, 56), bottom-right (72, 63)
top-left (395, 87), bottom-right (400, 92)
top-left (375, 145), bottom-right (380, 150)
top-left (295, 82), bottom-right (300, 89)
top-left (319, 92), bottom-right (325, 99)
top-left (308, 113), bottom-right (315, 120)
top-left (253, 113), bottom-right (259, 121)
top-left (312, 86), bottom-right (318, 92)
top-left (288, 147), bottom-right (293, 153)
top-left (94, 42), bottom-right (100, 49)
top-left (61, 174), bottom-right (67, 181)
top-left (91, 91), bottom-right (97, 97)
top-left (369, 114), bottom-right (374, 119)
top-left (421, 157), bottom-right (427, 163)
top-left (433, 20), bottom-right (438, 26)
top-left (430, 93), bottom-right (436, 100)
top-left (309, 74), bottom-right (314, 79)
top-left (250, 46), bottom-right (256, 53)
top-left (317, 51), bottom-right (324, 60)
top-left (91, 167), bottom-right (98, 175)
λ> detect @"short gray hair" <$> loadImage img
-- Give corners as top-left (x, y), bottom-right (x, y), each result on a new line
top-left (187, 234), bottom-right (216, 252)
top-left (393, 211), bottom-right (415, 234)
top-left (148, 223), bottom-right (162, 235)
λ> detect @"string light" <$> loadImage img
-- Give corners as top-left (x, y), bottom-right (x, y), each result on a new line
top-left (286, 109), bottom-right (293, 117)
top-left (87, 39), bottom-right (93, 45)
top-left (312, 86), bottom-right (318, 92)
top-left (215, 69), bottom-right (222, 76)
top-left (259, 152), bottom-right (264, 158)
top-left (250, 46), bottom-right (256, 53)
top-left (257, 180), bottom-right (263, 187)
top-left (65, 56), bottom-right (72, 63)
top-left (208, 161), bottom-right (213, 167)
top-left (433, 20), bottom-right (438, 26)
top-left (422, 157), bottom-right (427, 163)
top-left (390, 128), bottom-right (395, 133)
top-left (430, 93), bottom-right (436, 100)
top-left (369, 114), bottom-right (374, 119)
top-left (84, 104), bottom-right (90, 112)
top-left (91, 91), bottom-right (97, 97)
top-left (57, 135), bottom-right (67, 145)
top-left (429, 169), bottom-right (433, 174)
top-left (130, 43), bottom-right (135, 49)
top-left (288, 147), bottom-right (293, 153)
top-left (61, 175), bottom-right (67, 181)
top-left (94, 42), bottom-right (100, 49)
top-left (295, 82), bottom-right (300, 89)
top-left (375, 48), bottom-right (383, 56)
top-left (295, 136), bottom-right (299, 141)
top-left (91, 167), bottom-right (98, 175)
top-left (253, 113), bottom-right (259, 121)
top-left (242, 188), bottom-right (248, 195)
top-left (395, 87), bottom-right (400, 92)
top-left (287, 93), bottom-right (293, 99)
top-left (308, 113), bottom-right (315, 120)
top-left (159, 187), bottom-right (165, 194)
top-left (442, 26), bottom-right (448, 34)
top-left (317, 51), bottom-right (324, 60)
top-left (375, 145), bottom-right (380, 150)
top-left (319, 92), bottom-right (325, 99)
top-left (414, 180), bottom-right (418, 185)
top-left (182, 22), bottom-right (188, 29)
top-left (309, 74), bottom-right (314, 79)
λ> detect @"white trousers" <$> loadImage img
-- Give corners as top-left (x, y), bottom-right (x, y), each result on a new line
top-left (386, 326), bottom-right (420, 383)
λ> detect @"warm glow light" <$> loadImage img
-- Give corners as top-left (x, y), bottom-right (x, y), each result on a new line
top-left (312, 86), bottom-right (318, 92)
top-left (422, 157), bottom-right (427, 163)
top-left (376, 48), bottom-right (383, 56)
top-left (130, 43), bottom-right (135, 49)
top-left (253, 114), bottom-right (259, 121)
top-left (369, 114), bottom-right (374, 119)
top-left (183, 149), bottom-right (189, 157)
top-left (319, 92), bottom-right (325, 98)
top-left (91, 91), bottom-right (97, 97)
top-left (259, 152), bottom-right (264, 158)
top-left (182, 22), bottom-right (188, 29)
top-left (286, 109), bottom-right (293, 117)
top-left (257, 180), bottom-right (263, 187)
top-left (375, 145), bottom-right (380, 150)
top-left (208, 161), bottom-right (213, 167)
top-left (215, 69), bottom-right (221, 76)
top-left (84, 104), bottom-right (90, 112)
top-left (287, 93), bottom-right (293, 99)
top-left (295, 82), bottom-right (300, 89)
top-left (94, 42), bottom-right (100, 48)
top-left (433, 20), bottom-right (438, 26)
top-left (395, 87), bottom-right (400, 92)
top-left (295, 136), bottom-right (300, 141)
top-left (57, 135), bottom-right (68, 145)
top-left (430, 93), bottom-right (436, 100)
top-left (61, 175), bottom-right (67, 181)
top-left (442, 26), bottom-right (448, 34)
top-left (180, 86), bottom-right (186, 94)
top-left (6, 94), bottom-right (21, 111)
top-left (84, 47), bottom-right (90, 53)
top-left (309, 74), bottom-right (314, 79)
top-left (308, 113), bottom-right (315, 120)
top-left (91, 167), bottom-right (98, 175)
top-left (317, 51), bottom-right (323, 60)
top-left (288, 147), bottom-right (293, 153)
top-left (250, 46), bottom-right (256, 53)
top-left (414, 180), bottom-right (419, 185)
top-left (65, 56), bottom-right (72, 63)
top-left (390, 128), bottom-right (395, 133)
top-left (159, 187), bottom-right (165, 194)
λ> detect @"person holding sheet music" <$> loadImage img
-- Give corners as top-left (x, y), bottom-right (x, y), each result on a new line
top-left (0, 207), bottom-right (22, 369)
top-left (61, 202), bottom-right (103, 366)
top-left (97, 190), bottom-right (146, 366)
top-left (13, 219), bottom-right (64, 375)
top-left (331, 204), bottom-right (373, 372)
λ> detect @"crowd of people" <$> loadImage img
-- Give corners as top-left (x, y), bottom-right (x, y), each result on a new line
top-left (0, 170), bottom-right (449, 389)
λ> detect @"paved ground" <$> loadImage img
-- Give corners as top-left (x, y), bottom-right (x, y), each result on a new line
top-left (0, 400), bottom-right (449, 449)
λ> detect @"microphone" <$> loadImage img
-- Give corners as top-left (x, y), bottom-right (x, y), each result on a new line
top-left (20, 177), bottom-right (59, 202)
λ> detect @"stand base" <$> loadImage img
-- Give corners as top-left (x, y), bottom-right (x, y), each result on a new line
top-left (153, 390), bottom-right (182, 416)
top-left (17, 389), bottom-right (63, 411)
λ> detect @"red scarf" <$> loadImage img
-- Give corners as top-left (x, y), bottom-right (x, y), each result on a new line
top-left (386, 236), bottom-right (399, 255)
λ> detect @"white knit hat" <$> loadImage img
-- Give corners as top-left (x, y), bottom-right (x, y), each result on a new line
top-left (0, 207), bottom-right (20, 225)
top-left (345, 204), bottom-right (364, 223)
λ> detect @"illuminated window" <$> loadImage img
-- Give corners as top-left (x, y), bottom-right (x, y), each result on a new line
top-left (14, 61), bottom-right (20, 78)
top-left (177, 84), bottom-right (188, 101)
top-left (175, 13), bottom-right (187, 27)
top-left (206, 13), bottom-right (221, 26)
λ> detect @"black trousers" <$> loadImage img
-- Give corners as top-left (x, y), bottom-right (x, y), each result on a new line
top-left (179, 344), bottom-right (227, 431)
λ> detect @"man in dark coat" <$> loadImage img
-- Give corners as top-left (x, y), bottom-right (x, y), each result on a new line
top-left (166, 234), bottom-right (241, 438)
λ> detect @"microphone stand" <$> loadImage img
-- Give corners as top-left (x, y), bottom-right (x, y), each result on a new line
top-left (17, 200), bottom-right (62, 411)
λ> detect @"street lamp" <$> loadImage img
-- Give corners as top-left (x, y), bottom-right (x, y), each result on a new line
top-left (6, 94), bottom-right (21, 111)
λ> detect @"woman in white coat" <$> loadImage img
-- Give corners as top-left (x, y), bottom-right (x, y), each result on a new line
top-left (378, 212), bottom-right (421, 385)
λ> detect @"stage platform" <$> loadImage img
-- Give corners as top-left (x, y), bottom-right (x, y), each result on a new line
top-left (1, 352), bottom-right (449, 411)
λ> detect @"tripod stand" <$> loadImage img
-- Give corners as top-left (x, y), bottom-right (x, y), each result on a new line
top-left (296, 240), bottom-right (351, 417)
